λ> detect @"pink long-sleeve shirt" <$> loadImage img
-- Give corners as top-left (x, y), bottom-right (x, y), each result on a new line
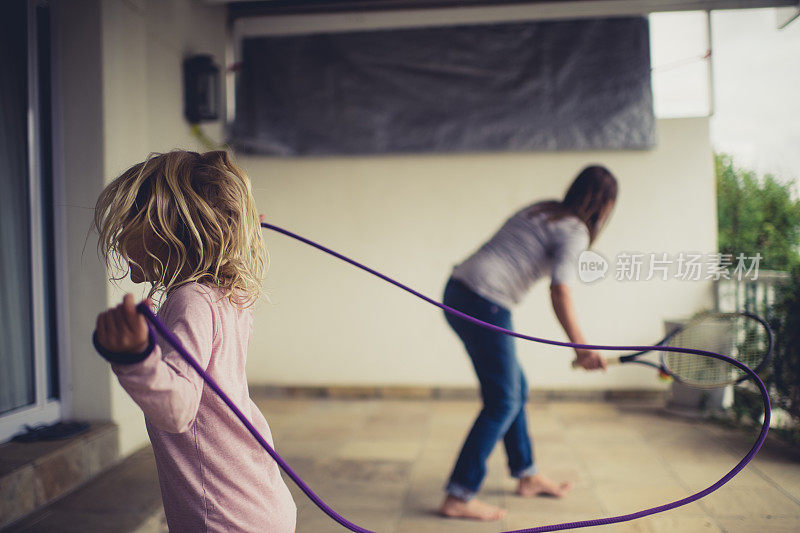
top-left (110, 283), bottom-right (296, 532)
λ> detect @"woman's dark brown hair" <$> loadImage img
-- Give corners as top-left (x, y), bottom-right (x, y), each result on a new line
top-left (529, 165), bottom-right (618, 244)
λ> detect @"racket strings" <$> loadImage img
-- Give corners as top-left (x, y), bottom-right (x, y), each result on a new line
top-left (662, 315), bottom-right (769, 387)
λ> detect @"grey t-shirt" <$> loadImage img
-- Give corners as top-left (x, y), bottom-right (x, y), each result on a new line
top-left (451, 204), bottom-right (590, 308)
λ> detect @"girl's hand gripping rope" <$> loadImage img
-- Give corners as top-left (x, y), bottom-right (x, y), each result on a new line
top-left (95, 294), bottom-right (153, 355)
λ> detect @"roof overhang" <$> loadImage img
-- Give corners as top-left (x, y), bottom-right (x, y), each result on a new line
top-left (218, 1), bottom-right (799, 34)
top-left (215, 0), bottom-right (799, 18)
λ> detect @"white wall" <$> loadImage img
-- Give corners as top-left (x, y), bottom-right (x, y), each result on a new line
top-left (55, 0), bottom-right (227, 456)
top-left (240, 117), bottom-right (716, 391)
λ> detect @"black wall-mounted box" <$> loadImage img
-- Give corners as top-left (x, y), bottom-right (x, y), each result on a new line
top-left (183, 55), bottom-right (219, 124)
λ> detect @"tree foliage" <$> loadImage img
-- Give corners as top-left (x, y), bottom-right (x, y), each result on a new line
top-left (716, 153), bottom-right (800, 271)
top-left (717, 154), bottom-right (800, 439)
top-left (769, 269), bottom-right (800, 423)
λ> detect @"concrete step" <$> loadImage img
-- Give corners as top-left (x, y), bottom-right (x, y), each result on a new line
top-left (0, 423), bottom-right (120, 529)
top-left (2, 446), bottom-right (164, 533)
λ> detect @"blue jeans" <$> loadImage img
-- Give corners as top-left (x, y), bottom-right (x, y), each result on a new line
top-left (443, 277), bottom-right (536, 501)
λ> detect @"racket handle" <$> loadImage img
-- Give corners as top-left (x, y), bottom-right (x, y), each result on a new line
top-left (570, 356), bottom-right (622, 369)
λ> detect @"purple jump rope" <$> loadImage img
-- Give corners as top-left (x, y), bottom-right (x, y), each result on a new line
top-left (133, 222), bottom-right (771, 533)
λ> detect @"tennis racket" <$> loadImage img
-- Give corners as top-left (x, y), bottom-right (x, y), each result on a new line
top-left (572, 311), bottom-right (773, 388)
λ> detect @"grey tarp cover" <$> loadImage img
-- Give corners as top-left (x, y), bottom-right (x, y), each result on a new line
top-left (231, 17), bottom-right (655, 155)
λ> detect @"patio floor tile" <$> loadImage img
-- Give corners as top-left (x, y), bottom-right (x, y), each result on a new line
top-left (5, 398), bottom-right (799, 533)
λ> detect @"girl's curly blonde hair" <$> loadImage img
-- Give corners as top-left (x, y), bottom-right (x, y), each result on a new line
top-left (94, 150), bottom-right (266, 308)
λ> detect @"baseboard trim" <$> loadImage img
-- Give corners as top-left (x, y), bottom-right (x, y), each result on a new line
top-left (249, 384), bottom-right (667, 402)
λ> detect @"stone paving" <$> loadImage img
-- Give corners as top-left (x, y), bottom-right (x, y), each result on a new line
top-left (5, 397), bottom-right (800, 532)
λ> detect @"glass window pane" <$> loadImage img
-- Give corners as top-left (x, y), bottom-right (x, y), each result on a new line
top-left (0, 0), bottom-right (35, 416)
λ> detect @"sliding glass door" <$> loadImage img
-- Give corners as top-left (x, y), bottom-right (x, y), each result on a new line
top-left (0, 0), bottom-right (60, 442)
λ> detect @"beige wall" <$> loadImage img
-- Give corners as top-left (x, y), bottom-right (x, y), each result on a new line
top-left (240, 117), bottom-right (716, 391)
top-left (55, 0), bottom-right (227, 455)
top-left (103, 0), bottom-right (227, 455)
top-left (53, 0), bottom-right (110, 425)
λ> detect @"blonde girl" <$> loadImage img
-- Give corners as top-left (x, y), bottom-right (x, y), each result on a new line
top-left (93, 150), bottom-right (296, 532)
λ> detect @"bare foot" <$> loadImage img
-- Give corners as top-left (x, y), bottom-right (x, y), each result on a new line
top-left (515, 473), bottom-right (573, 498)
top-left (439, 495), bottom-right (507, 521)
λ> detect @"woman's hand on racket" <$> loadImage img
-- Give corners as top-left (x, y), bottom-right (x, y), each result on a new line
top-left (575, 348), bottom-right (607, 371)
top-left (95, 294), bottom-right (152, 354)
